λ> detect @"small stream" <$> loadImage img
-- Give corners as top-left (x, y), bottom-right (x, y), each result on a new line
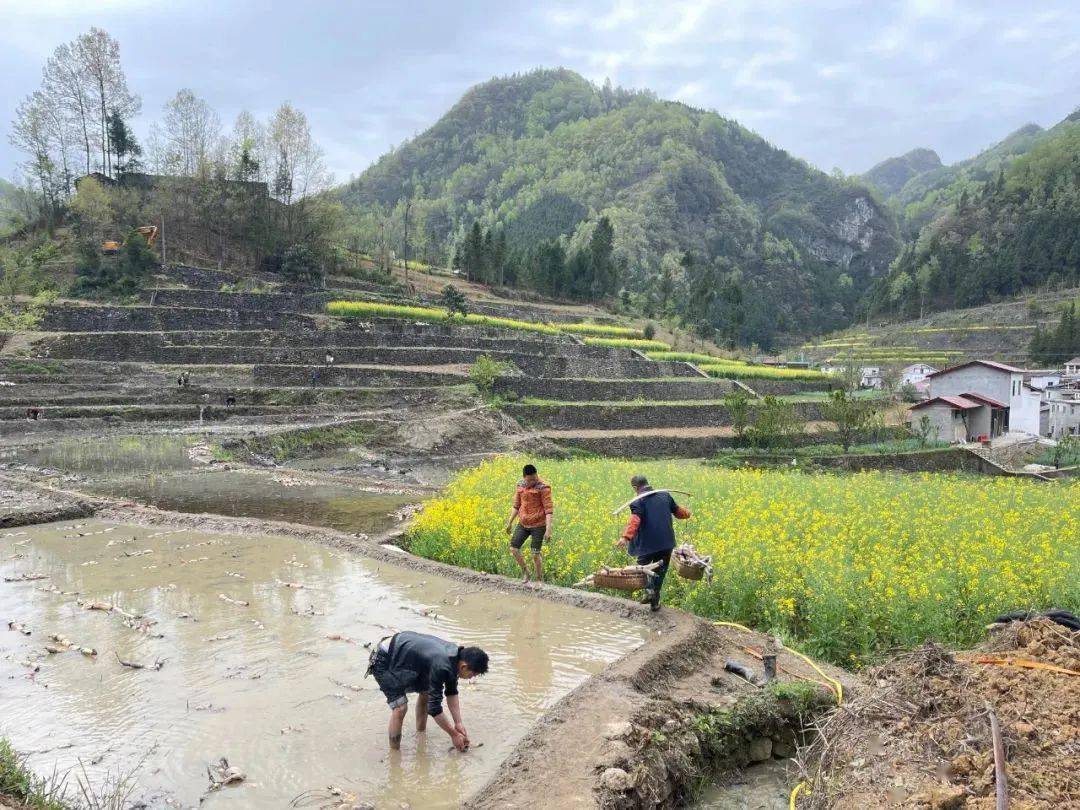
top-left (694, 759), bottom-right (794, 809)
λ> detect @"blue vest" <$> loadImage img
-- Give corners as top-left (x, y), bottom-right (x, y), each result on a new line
top-left (627, 489), bottom-right (678, 557)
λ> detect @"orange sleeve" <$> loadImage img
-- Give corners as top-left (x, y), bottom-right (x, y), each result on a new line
top-left (542, 486), bottom-right (553, 514)
top-left (512, 489), bottom-right (521, 510)
top-left (674, 506), bottom-right (691, 520)
top-left (621, 514), bottom-right (641, 540)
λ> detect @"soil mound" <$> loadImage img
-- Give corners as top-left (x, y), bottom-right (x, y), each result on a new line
top-left (800, 618), bottom-right (1080, 808)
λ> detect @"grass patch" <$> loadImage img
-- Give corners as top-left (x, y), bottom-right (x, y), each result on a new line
top-left (325, 300), bottom-right (641, 338)
top-left (235, 423), bottom-right (374, 462)
top-left (0, 738), bottom-right (68, 809)
top-left (406, 456), bottom-right (1080, 666)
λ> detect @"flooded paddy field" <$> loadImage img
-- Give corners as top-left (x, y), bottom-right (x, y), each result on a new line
top-left (0, 519), bottom-right (649, 808)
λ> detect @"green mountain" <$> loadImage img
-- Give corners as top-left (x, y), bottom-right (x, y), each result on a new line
top-left (868, 110), bottom-right (1080, 319)
top-left (861, 148), bottom-right (941, 200)
top-left (890, 123), bottom-right (1052, 236)
top-left (340, 69), bottom-right (898, 348)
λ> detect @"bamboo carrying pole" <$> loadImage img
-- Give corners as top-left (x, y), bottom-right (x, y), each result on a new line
top-left (987, 704), bottom-right (1009, 810)
top-left (610, 488), bottom-right (693, 515)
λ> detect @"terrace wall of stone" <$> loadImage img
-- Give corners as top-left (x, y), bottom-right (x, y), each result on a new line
top-left (740, 378), bottom-right (842, 395)
top-left (253, 365), bottom-right (464, 388)
top-left (511, 356), bottom-right (700, 379)
top-left (491, 377), bottom-right (735, 402)
top-left (503, 401), bottom-right (825, 430)
top-left (41, 305), bottom-right (312, 333)
top-left (554, 428), bottom-right (877, 458)
top-left (36, 330), bottom-right (584, 362)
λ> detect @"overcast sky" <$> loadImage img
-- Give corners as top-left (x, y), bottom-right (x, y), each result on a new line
top-left (2, 0), bottom-right (1079, 185)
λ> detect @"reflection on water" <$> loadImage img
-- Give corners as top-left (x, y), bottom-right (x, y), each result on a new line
top-left (87, 469), bottom-right (415, 535)
top-left (11, 435), bottom-right (200, 475)
top-left (0, 520), bottom-right (649, 808)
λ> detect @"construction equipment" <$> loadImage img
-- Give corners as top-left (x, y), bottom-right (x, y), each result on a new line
top-left (102, 225), bottom-right (158, 255)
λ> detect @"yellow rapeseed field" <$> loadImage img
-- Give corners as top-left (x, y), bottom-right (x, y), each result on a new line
top-left (407, 457), bottom-right (1080, 665)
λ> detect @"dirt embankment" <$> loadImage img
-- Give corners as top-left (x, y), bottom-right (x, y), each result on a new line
top-left (801, 617), bottom-right (1080, 808)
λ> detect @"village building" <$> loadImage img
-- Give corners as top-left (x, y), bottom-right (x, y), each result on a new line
top-left (1065, 356), bottom-right (1080, 377)
top-left (1045, 387), bottom-right (1080, 438)
top-left (900, 363), bottom-right (938, 387)
top-left (909, 360), bottom-right (1043, 441)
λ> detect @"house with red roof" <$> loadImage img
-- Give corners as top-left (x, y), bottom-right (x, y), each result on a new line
top-left (907, 360), bottom-right (1042, 442)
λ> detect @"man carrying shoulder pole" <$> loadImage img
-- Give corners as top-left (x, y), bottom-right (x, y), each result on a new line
top-left (505, 463), bottom-right (553, 583)
top-left (615, 475), bottom-right (691, 611)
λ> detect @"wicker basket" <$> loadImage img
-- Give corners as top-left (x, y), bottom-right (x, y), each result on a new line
top-left (675, 558), bottom-right (705, 581)
top-left (593, 569), bottom-right (648, 591)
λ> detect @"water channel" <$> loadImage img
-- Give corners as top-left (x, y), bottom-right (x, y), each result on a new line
top-left (1, 519), bottom-right (649, 808)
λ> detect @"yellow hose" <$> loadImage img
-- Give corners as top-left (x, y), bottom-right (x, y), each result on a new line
top-left (712, 621), bottom-right (843, 704)
top-left (789, 781), bottom-right (807, 809)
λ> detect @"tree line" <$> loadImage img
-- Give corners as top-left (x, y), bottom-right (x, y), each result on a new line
top-left (8, 28), bottom-right (339, 282)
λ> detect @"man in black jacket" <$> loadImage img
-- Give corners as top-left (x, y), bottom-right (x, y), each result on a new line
top-left (367, 630), bottom-right (489, 751)
top-left (616, 475), bottom-right (691, 611)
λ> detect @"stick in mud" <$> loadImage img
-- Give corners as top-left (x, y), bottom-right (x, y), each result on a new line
top-left (987, 704), bottom-right (1009, 810)
top-left (115, 651), bottom-right (166, 671)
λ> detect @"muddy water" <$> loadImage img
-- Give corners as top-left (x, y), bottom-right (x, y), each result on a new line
top-left (0, 520), bottom-right (648, 808)
top-left (3, 434), bottom-right (200, 475)
top-left (89, 469), bottom-right (416, 535)
top-left (695, 760), bottom-right (793, 809)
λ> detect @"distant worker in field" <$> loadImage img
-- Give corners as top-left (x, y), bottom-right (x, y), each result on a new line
top-left (324, 350), bottom-right (335, 367)
top-left (367, 630), bottom-right (489, 752)
top-left (616, 475), bottom-right (691, 611)
top-left (504, 463), bottom-right (553, 583)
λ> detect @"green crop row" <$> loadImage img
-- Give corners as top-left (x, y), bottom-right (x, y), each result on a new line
top-left (699, 363), bottom-right (833, 381)
top-left (645, 351), bottom-right (742, 364)
top-left (582, 337), bottom-right (671, 350)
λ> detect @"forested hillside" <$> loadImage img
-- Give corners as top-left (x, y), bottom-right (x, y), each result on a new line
top-left (861, 148), bottom-right (941, 200)
top-left (868, 112), bottom-right (1080, 320)
top-left (339, 69), bottom-right (898, 349)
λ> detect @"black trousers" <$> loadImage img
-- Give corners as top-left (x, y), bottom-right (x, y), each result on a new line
top-left (636, 549), bottom-right (672, 595)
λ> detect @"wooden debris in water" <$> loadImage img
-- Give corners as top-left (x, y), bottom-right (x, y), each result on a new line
top-left (219, 593), bottom-right (249, 607)
top-left (4, 573), bottom-right (48, 582)
top-left (206, 757), bottom-right (246, 792)
top-left (115, 651), bottom-right (165, 670)
top-left (7, 620), bottom-right (31, 635)
top-left (276, 579), bottom-right (306, 589)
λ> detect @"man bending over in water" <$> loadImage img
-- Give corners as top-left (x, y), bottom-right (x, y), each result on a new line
top-left (368, 630), bottom-right (489, 751)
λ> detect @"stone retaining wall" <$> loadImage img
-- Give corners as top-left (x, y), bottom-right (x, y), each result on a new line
top-left (253, 365), bottom-right (465, 388)
top-left (504, 401), bottom-right (824, 430)
top-left (493, 377), bottom-right (734, 402)
top-left (36, 330), bottom-right (584, 362)
top-left (739, 378), bottom-right (842, 395)
top-left (41, 305), bottom-right (313, 332)
top-left (511, 356), bottom-right (699, 379)
top-left (554, 429), bottom-right (858, 458)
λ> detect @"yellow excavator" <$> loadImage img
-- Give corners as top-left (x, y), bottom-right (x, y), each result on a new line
top-left (102, 225), bottom-right (158, 255)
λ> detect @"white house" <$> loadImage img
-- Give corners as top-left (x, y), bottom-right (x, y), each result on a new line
top-left (901, 363), bottom-right (938, 386)
top-left (1045, 387), bottom-right (1080, 438)
top-left (1065, 356), bottom-right (1080, 377)
top-left (924, 360), bottom-right (1042, 437)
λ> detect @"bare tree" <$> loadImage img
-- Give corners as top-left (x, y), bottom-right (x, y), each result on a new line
top-left (149, 89), bottom-right (222, 176)
top-left (267, 103), bottom-right (332, 244)
top-left (10, 94), bottom-right (62, 227)
top-left (42, 41), bottom-right (96, 177)
top-left (75, 28), bottom-right (140, 177)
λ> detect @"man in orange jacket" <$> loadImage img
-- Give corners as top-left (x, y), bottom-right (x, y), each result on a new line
top-left (505, 463), bottom-right (553, 583)
top-left (616, 475), bottom-right (691, 611)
